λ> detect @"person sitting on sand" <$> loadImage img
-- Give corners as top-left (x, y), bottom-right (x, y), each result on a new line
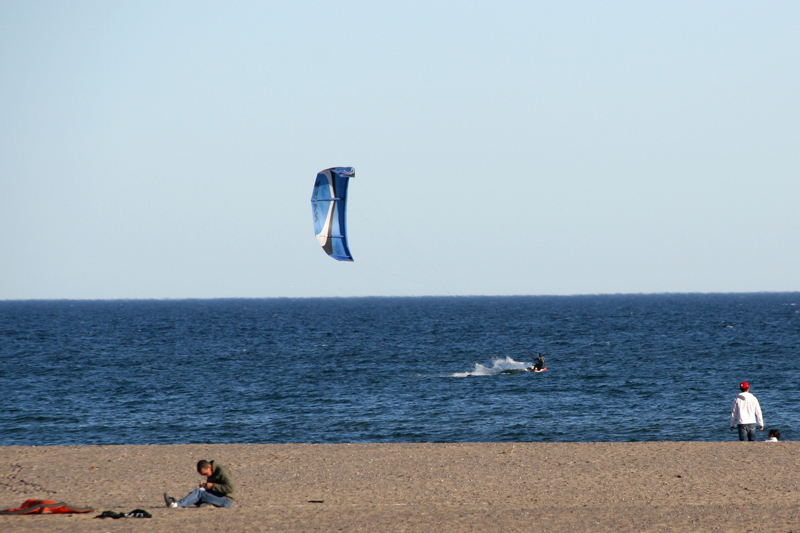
top-left (164, 460), bottom-right (235, 508)
top-left (766, 429), bottom-right (780, 442)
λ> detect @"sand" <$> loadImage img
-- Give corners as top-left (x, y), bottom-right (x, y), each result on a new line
top-left (2, 442), bottom-right (799, 532)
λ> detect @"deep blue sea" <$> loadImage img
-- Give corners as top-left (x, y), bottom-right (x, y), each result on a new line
top-left (1, 294), bottom-right (799, 446)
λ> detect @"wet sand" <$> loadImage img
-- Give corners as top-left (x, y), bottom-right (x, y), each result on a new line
top-left (2, 442), bottom-right (799, 532)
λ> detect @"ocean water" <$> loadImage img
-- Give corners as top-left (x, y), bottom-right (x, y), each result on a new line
top-left (1, 293), bottom-right (799, 446)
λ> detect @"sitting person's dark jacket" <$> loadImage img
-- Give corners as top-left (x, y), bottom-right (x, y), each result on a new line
top-left (206, 461), bottom-right (235, 501)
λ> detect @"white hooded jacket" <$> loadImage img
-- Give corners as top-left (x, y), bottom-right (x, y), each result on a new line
top-left (730, 391), bottom-right (763, 427)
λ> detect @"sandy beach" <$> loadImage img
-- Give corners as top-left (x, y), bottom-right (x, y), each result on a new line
top-left (2, 442), bottom-right (799, 532)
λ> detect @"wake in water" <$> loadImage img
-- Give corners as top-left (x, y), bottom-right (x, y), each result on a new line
top-left (451, 356), bottom-right (531, 377)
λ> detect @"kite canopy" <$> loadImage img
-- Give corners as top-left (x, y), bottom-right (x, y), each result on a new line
top-left (0, 500), bottom-right (93, 515)
top-left (311, 167), bottom-right (355, 261)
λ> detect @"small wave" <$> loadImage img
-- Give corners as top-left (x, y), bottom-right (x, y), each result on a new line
top-left (451, 356), bottom-right (530, 377)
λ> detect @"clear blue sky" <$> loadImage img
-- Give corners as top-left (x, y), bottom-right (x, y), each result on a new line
top-left (1, 1), bottom-right (798, 299)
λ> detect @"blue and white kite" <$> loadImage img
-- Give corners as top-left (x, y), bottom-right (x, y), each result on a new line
top-left (310, 167), bottom-right (355, 261)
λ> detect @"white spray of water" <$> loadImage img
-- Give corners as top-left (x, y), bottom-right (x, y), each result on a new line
top-left (451, 356), bottom-right (530, 377)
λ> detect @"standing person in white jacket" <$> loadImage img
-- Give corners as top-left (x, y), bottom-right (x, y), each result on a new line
top-left (730, 381), bottom-right (764, 441)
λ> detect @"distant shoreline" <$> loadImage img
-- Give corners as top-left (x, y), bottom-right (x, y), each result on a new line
top-left (2, 290), bottom-right (800, 302)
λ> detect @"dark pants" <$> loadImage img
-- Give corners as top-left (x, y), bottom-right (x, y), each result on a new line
top-left (737, 423), bottom-right (756, 441)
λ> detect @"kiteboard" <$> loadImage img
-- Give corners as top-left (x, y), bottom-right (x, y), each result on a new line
top-left (500, 367), bottom-right (547, 375)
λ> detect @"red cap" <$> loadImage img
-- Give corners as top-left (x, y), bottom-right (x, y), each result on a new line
top-left (739, 381), bottom-right (749, 389)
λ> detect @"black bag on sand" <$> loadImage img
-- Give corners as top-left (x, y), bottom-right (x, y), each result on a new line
top-left (95, 509), bottom-right (152, 519)
top-left (124, 509), bottom-right (152, 518)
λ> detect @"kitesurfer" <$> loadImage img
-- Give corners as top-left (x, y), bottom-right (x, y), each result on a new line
top-left (164, 460), bottom-right (235, 508)
top-left (523, 353), bottom-right (546, 372)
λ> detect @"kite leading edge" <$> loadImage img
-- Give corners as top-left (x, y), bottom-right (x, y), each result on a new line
top-left (310, 167), bottom-right (355, 261)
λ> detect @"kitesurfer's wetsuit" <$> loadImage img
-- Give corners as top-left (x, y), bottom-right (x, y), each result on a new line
top-left (533, 355), bottom-right (545, 371)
